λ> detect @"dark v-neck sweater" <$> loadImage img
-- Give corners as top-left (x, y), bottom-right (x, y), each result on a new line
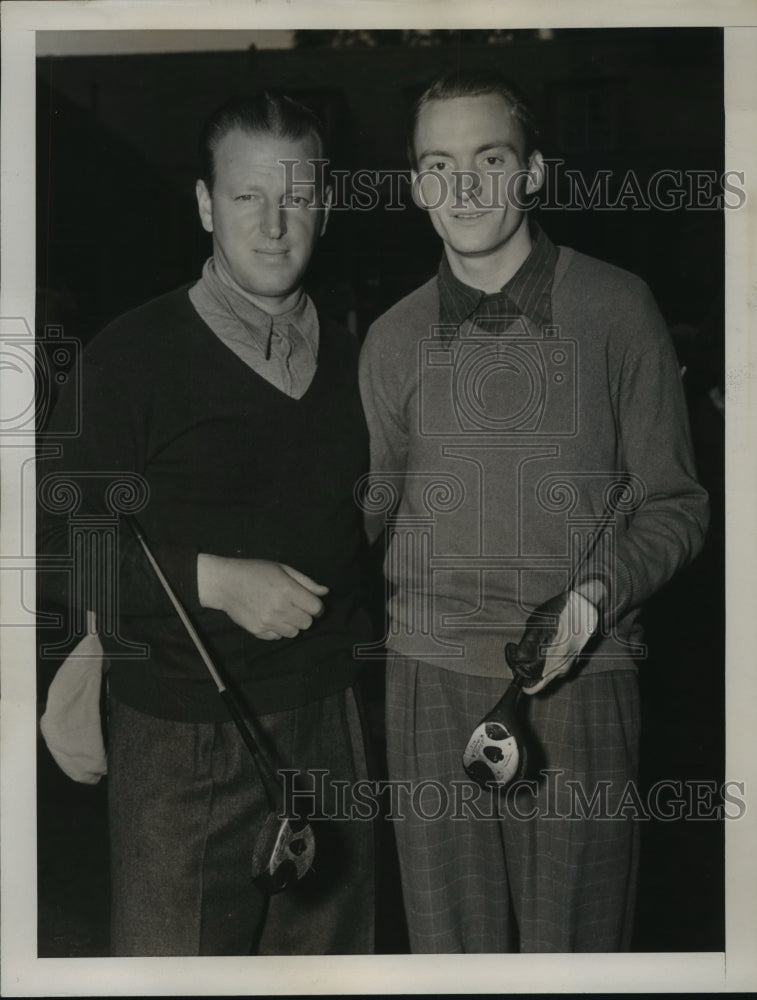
top-left (39, 287), bottom-right (372, 721)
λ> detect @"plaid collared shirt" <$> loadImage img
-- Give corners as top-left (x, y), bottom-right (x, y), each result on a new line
top-left (437, 222), bottom-right (558, 338)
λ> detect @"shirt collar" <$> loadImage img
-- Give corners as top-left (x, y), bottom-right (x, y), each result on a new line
top-left (271, 289), bottom-right (319, 364)
top-left (437, 221), bottom-right (558, 332)
top-left (196, 257), bottom-right (318, 362)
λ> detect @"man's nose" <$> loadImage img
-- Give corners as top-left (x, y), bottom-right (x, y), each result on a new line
top-left (262, 201), bottom-right (286, 239)
top-left (454, 168), bottom-right (483, 203)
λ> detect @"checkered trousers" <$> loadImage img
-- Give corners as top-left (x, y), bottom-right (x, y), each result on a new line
top-left (385, 655), bottom-right (640, 953)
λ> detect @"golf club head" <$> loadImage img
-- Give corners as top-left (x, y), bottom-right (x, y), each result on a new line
top-left (462, 672), bottom-right (528, 790)
top-left (251, 814), bottom-right (315, 895)
top-left (462, 716), bottom-right (525, 789)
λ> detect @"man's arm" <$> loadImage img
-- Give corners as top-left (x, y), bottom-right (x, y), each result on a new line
top-left (358, 321), bottom-right (410, 544)
top-left (37, 350), bottom-right (191, 622)
top-left (508, 279), bottom-right (709, 695)
top-left (601, 279), bottom-right (709, 621)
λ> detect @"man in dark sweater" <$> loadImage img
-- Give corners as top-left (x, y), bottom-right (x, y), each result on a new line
top-left (38, 93), bottom-right (374, 955)
top-left (359, 72), bottom-right (709, 952)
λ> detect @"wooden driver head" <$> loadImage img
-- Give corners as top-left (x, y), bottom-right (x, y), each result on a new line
top-left (462, 674), bottom-right (527, 789)
top-left (463, 717), bottom-right (523, 787)
top-left (251, 814), bottom-right (316, 895)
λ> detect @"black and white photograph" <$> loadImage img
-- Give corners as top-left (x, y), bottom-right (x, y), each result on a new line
top-left (1, 1), bottom-right (756, 995)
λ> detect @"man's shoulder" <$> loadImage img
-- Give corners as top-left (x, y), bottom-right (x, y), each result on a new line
top-left (556, 246), bottom-right (668, 349)
top-left (87, 284), bottom-right (196, 360)
top-left (96, 284), bottom-right (194, 340)
top-left (557, 246), bottom-right (651, 301)
top-left (365, 277), bottom-right (438, 343)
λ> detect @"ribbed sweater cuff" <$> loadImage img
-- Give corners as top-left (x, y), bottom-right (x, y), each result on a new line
top-left (153, 542), bottom-right (201, 614)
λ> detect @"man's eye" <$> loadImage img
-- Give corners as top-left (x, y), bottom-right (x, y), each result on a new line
top-left (483, 156), bottom-right (504, 166)
top-left (234, 194), bottom-right (257, 202)
top-left (430, 162), bottom-right (449, 172)
top-left (284, 195), bottom-right (310, 207)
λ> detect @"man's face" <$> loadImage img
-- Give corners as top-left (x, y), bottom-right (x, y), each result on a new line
top-left (412, 93), bottom-right (543, 261)
top-left (196, 128), bottom-right (330, 312)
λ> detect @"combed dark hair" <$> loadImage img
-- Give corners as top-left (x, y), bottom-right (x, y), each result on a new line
top-left (407, 71), bottom-right (540, 168)
top-left (198, 91), bottom-right (327, 191)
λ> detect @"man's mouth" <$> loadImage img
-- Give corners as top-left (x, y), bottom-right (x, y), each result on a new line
top-left (451, 211), bottom-right (489, 220)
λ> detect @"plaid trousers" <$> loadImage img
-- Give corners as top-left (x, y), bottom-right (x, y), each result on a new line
top-left (108, 686), bottom-right (374, 956)
top-left (386, 655), bottom-right (640, 953)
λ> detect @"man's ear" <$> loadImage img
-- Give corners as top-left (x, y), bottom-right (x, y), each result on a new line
top-left (196, 179), bottom-right (214, 234)
top-left (525, 151), bottom-right (545, 196)
top-left (319, 184), bottom-right (333, 237)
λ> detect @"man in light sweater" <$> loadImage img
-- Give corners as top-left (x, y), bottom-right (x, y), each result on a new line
top-left (358, 71), bottom-right (709, 952)
top-left (38, 93), bottom-right (374, 955)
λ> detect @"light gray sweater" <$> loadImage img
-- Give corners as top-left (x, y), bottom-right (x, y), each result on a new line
top-left (359, 246), bottom-right (709, 677)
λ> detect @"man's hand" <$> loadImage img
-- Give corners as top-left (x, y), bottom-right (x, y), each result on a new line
top-left (505, 590), bottom-right (599, 695)
top-left (197, 555), bottom-right (328, 640)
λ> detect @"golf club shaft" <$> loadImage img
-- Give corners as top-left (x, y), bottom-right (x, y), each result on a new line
top-left (125, 515), bottom-right (280, 809)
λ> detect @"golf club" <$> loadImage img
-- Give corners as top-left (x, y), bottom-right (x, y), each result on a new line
top-left (462, 499), bottom-right (619, 790)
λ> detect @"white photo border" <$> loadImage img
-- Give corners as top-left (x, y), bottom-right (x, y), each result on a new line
top-left (1, 1), bottom-right (755, 995)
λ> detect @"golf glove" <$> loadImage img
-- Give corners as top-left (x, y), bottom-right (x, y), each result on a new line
top-left (505, 590), bottom-right (598, 695)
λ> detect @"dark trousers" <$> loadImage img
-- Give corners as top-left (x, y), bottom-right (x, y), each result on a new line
top-left (386, 656), bottom-right (640, 953)
top-left (107, 687), bottom-right (374, 956)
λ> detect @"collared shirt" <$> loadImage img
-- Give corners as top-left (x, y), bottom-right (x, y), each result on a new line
top-left (437, 222), bottom-right (559, 337)
top-left (189, 257), bottom-right (319, 399)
